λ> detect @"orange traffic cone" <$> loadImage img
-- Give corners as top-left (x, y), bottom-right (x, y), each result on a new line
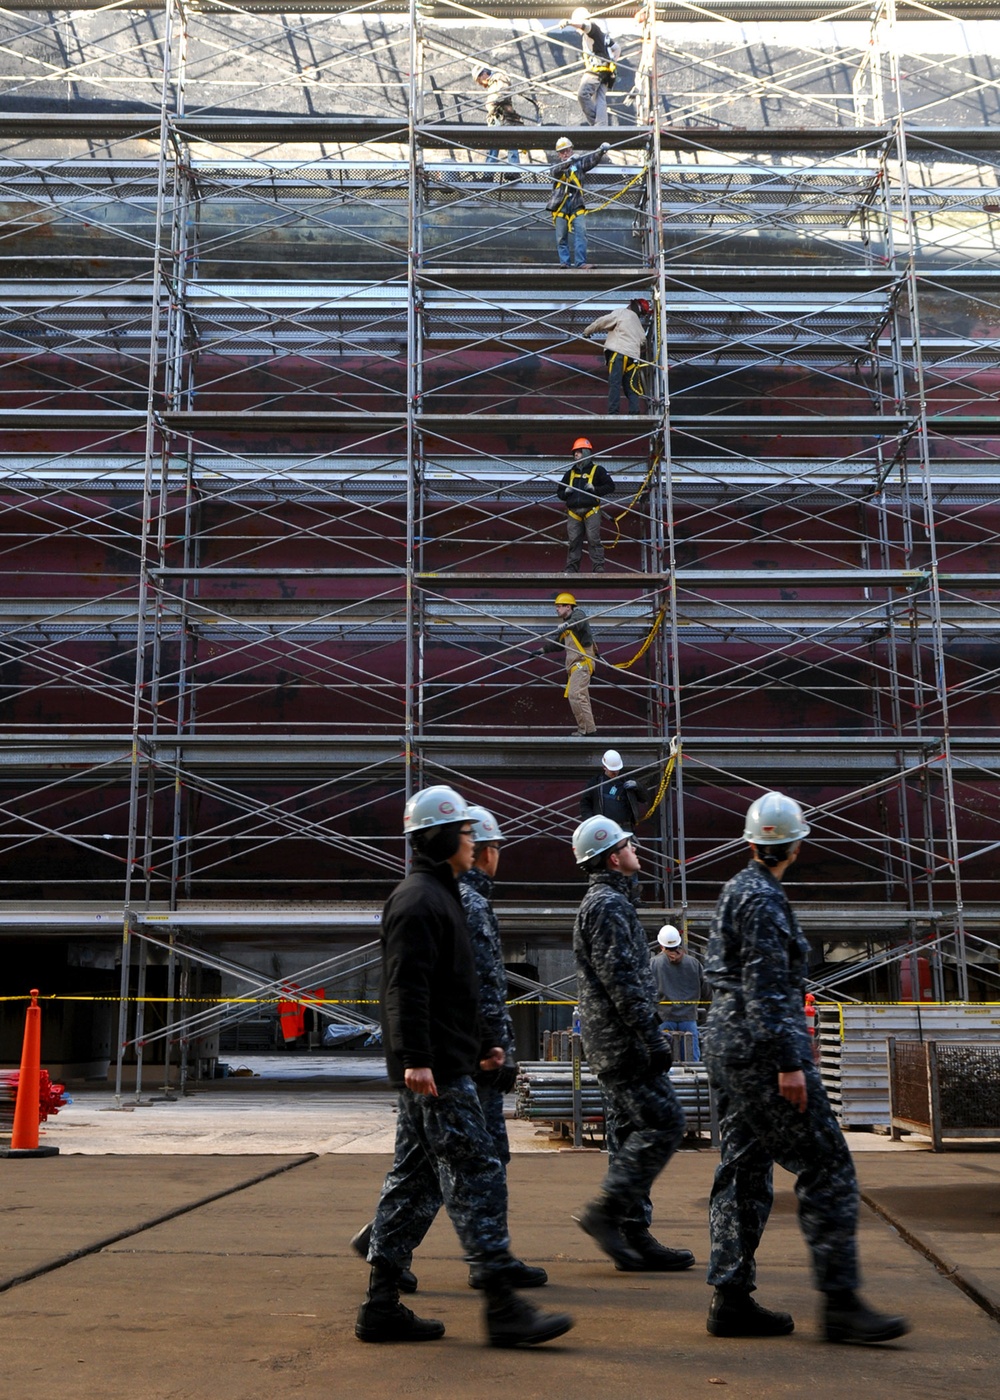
top-left (1, 989), bottom-right (60, 1159)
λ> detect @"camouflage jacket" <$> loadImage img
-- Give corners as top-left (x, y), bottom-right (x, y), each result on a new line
top-left (459, 867), bottom-right (516, 1059)
top-left (704, 859), bottom-right (812, 1072)
top-left (572, 870), bottom-right (664, 1080)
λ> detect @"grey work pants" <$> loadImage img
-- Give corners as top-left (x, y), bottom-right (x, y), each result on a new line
top-left (578, 74), bottom-right (608, 126)
top-left (566, 509), bottom-right (604, 572)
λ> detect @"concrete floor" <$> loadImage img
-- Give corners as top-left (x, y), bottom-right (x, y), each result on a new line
top-left (2, 1070), bottom-right (999, 1400)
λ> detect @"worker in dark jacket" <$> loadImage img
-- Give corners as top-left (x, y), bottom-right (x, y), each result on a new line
top-left (557, 436), bottom-right (615, 573)
top-left (540, 591), bottom-right (598, 735)
top-left (704, 791), bottom-right (909, 1345)
top-left (579, 748), bottom-right (645, 828)
top-left (548, 136), bottom-right (609, 268)
top-left (355, 784), bottom-right (572, 1349)
top-left (570, 815), bottom-right (694, 1274)
top-left (352, 805), bottom-right (546, 1294)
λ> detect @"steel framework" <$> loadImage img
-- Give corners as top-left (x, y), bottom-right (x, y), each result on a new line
top-left (2, 2), bottom-right (1000, 1092)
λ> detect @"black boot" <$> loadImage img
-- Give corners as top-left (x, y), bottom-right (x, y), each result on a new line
top-left (617, 1226), bottom-right (696, 1273)
top-left (707, 1287), bottom-right (795, 1337)
top-left (573, 1198), bottom-right (643, 1270)
top-left (823, 1290), bottom-right (909, 1345)
top-left (350, 1222), bottom-right (417, 1294)
top-left (484, 1282), bottom-right (573, 1348)
top-left (469, 1257), bottom-right (548, 1289)
top-left (355, 1262), bottom-right (445, 1344)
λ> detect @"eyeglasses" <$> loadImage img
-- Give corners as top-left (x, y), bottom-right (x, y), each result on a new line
top-left (459, 827), bottom-right (475, 838)
top-left (614, 839), bottom-right (637, 853)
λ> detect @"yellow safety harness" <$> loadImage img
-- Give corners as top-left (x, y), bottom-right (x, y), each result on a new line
top-left (565, 461), bottom-right (601, 521)
top-left (561, 627), bottom-right (596, 697)
top-left (583, 54), bottom-right (617, 81)
top-left (549, 162), bottom-right (585, 225)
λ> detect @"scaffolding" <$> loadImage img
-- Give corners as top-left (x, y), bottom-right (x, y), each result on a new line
top-left (2, 2), bottom-right (1000, 1091)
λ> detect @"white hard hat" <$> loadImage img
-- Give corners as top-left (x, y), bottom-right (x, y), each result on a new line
top-left (657, 925), bottom-right (682, 949)
top-left (472, 62), bottom-right (491, 81)
top-left (743, 791), bottom-right (810, 845)
top-left (466, 804), bottom-right (504, 844)
top-left (570, 7), bottom-right (592, 23)
top-left (572, 815), bottom-right (631, 866)
top-left (602, 748), bottom-right (623, 772)
top-left (555, 136), bottom-right (573, 152)
top-left (403, 784), bottom-right (470, 835)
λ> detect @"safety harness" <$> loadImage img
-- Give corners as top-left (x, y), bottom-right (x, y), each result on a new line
top-left (583, 52), bottom-right (617, 84)
top-left (565, 461), bottom-right (601, 521)
top-left (563, 627), bottom-right (596, 698)
top-left (605, 349), bottom-right (644, 405)
top-left (549, 161), bottom-right (585, 226)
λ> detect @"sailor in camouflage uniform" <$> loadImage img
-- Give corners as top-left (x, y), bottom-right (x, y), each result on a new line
top-left (704, 791), bottom-right (909, 1345)
top-left (569, 814), bottom-right (695, 1273)
top-left (353, 805), bottom-right (547, 1294)
top-left (354, 785), bottom-right (572, 1349)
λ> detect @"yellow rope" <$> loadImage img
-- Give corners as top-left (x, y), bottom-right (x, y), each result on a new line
top-left (642, 741), bottom-right (679, 821)
top-left (612, 603), bottom-right (666, 671)
top-left (607, 449), bottom-right (658, 549)
top-left (587, 166), bottom-right (648, 215)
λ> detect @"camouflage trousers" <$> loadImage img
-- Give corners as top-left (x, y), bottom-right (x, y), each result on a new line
top-left (706, 1057), bottom-right (860, 1293)
top-left (598, 1069), bottom-right (687, 1228)
top-left (368, 1076), bottom-right (511, 1276)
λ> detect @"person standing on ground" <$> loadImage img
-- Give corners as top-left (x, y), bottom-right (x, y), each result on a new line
top-left (540, 591), bottom-right (598, 736)
top-left (557, 436), bottom-right (615, 573)
top-left (548, 136), bottom-right (609, 269)
top-left (351, 802), bottom-right (547, 1298)
top-left (562, 8), bottom-right (621, 126)
top-left (651, 925), bottom-right (703, 1062)
top-left (569, 814), bottom-right (695, 1274)
top-left (704, 790), bottom-right (909, 1345)
top-left (354, 784), bottom-right (573, 1348)
top-left (584, 299), bottom-right (650, 414)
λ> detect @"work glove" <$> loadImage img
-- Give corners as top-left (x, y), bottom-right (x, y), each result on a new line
top-left (476, 1063), bottom-right (519, 1093)
top-left (600, 141), bottom-right (611, 152)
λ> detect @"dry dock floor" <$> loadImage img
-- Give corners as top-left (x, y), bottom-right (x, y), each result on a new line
top-left (2, 1075), bottom-right (998, 1400)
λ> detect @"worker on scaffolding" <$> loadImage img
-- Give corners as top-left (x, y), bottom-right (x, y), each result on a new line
top-left (579, 747), bottom-right (646, 828)
top-left (703, 791), bottom-right (909, 1345)
top-left (472, 64), bottom-right (530, 170)
top-left (560, 8), bottom-right (621, 127)
top-left (569, 814), bottom-right (695, 1272)
top-left (539, 591), bottom-right (599, 736)
top-left (557, 436), bottom-right (615, 573)
top-left (548, 135), bottom-right (609, 270)
top-left (354, 785), bottom-right (573, 1348)
top-left (352, 803), bottom-right (547, 1298)
top-left (580, 747), bottom-right (646, 899)
top-left (584, 298), bottom-right (651, 415)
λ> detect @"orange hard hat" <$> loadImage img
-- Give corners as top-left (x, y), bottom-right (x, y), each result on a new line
top-left (572, 437), bottom-right (593, 452)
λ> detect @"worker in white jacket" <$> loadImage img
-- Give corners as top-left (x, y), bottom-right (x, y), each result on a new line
top-left (584, 298), bottom-right (650, 415)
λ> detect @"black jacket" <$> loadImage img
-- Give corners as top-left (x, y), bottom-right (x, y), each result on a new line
top-left (548, 146), bottom-right (606, 217)
top-left (379, 853), bottom-right (490, 1088)
top-left (557, 454), bottom-right (615, 514)
top-left (579, 771), bottom-right (646, 830)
